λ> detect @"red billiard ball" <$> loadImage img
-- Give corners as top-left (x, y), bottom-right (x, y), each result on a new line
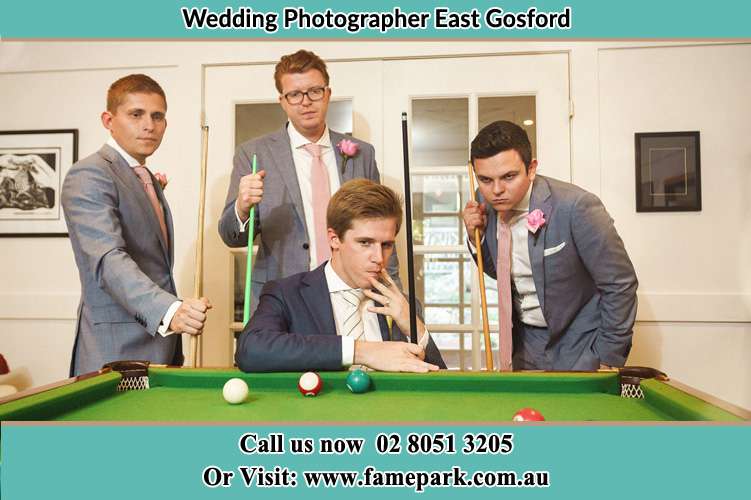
top-left (512, 407), bottom-right (545, 421)
top-left (298, 372), bottom-right (322, 397)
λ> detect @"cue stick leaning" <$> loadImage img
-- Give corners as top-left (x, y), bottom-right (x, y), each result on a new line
top-left (242, 154), bottom-right (258, 326)
top-left (467, 162), bottom-right (494, 371)
top-left (401, 112), bottom-right (418, 345)
top-left (190, 125), bottom-right (209, 368)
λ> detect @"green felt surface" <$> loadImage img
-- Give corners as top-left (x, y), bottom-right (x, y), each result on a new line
top-left (0, 372), bottom-right (121, 421)
top-left (1, 369), bottom-right (742, 422)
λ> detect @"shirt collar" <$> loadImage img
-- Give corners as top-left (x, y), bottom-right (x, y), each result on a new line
top-left (287, 121), bottom-right (331, 150)
top-left (325, 260), bottom-right (356, 293)
top-left (106, 136), bottom-right (142, 168)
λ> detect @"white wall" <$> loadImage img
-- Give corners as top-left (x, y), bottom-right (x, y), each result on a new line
top-left (1, 41), bottom-right (748, 410)
top-left (597, 44), bottom-right (751, 409)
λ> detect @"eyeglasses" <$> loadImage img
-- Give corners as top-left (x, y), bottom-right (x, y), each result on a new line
top-left (282, 86), bottom-right (328, 105)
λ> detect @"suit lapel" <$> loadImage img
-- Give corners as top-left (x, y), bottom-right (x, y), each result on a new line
top-left (152, 178), bottom-right (174, 265)
top-left (478, 189), bottom-right (499, 270)
top-left (300, 265), bottom-right (337, 335)
top-left (329, 130), bottom-right (347, 183)
top-left (270, 126), bottom-right (307, 228)
top-left (377, 314), bottom-right (397, 341)
top-left (101, 145), bottom-right (170, 264)
top-left (527, 176), bottom-right (552, 314)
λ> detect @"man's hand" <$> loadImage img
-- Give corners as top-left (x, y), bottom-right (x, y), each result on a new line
top-left (354, 341), bottom-right (439, 373)
top-left (364, 270), bottom-right (427, 344)
top-left (462, 200), bottom-right (487, 239)
top-left (169, 297), bottom-right (212, 335)
top-left (236, 170), bottom-right (266, 221)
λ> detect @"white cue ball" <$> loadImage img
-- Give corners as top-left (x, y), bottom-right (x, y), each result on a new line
top-left (222, 378), bottom-right (249, 404)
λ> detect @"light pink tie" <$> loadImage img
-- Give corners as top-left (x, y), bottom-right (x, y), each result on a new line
top-left (497, 219), bottom-right (513, 371)
top-left (303, 143), bottom-right (331, 265)
top-left (133, 166), bottom-right (169, 248)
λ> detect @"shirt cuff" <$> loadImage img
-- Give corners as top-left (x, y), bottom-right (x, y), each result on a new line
top-left (234, 202), bottom-right (250, 233)
top-left (158, 300), bottom-right (182, 337)
top-left (341, 336), bottom-right (355, 366)
top-left (467, 235), bottom-right (486, 251)
top-left (418, 327), bottom-right (431, 349)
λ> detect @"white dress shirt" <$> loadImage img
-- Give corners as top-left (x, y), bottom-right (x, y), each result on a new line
top-left (469, 183), bottom-right (547, 327)
top-left (503, 185), bottom-right (547, 327)
top-left (236, 122), bottom-right (340, 269)
top-left (107, 136), bottom-right (180, 336)
top-left (325, 262), bottom-right (383, 366)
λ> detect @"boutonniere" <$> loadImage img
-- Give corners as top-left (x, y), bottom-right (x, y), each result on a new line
top-left (153, 172), bottom-right (169, 190)
top-left (336, 139), bottom-right (359, 174)
top-left (526, 209), bottom-right (546, 234)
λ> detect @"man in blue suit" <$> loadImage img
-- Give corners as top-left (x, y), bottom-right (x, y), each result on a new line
top-left (236, 179), bottom-right (445, 372)
top-left (463, 121), bottom-right (637, 371)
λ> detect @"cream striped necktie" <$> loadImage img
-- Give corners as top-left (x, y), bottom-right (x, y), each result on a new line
top-left (338, 289), bottom-right (366, 340)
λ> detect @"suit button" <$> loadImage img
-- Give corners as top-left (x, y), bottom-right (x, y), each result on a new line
top-left (302, 243), bottom-right (309, 250)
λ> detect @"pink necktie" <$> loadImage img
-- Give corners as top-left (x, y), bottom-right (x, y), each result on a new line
top-left (133, 166), bottom-right (169, 248)
top-left (497, 219), bottom-right (513, 371)
top-left (302, 143), bottom-right (331, 265)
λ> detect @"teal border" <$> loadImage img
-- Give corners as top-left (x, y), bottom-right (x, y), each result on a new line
top-left (1, 1), bottom-right (750, 39)
top-left (3, 424), bottom-right (750, 498)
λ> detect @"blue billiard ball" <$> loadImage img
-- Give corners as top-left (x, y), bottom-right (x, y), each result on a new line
top-left (346, 369), bottom-right (371, 394)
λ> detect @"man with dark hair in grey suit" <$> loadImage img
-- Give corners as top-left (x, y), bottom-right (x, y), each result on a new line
top-left (463, 121), bottom-right (637, 371)
top-left (218, 50), bottom-right (400, 317)
top-left (62, 74), bottom-right (211, 376)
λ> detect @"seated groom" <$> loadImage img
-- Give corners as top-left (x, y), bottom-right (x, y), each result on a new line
top-left (235, 179), bottom-right (446, 372)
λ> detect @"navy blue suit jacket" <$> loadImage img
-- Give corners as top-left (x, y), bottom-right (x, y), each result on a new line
top-left (235, 264), bottom-right (446, 372)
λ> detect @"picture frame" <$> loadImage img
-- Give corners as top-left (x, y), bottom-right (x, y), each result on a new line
top-left (634, 131), bottom-right (701, 212)
top-left (0, 129), bottom-right (78, 236)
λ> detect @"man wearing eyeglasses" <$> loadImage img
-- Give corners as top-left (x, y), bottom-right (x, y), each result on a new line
top-left (219, 49), bottom-right (400, 317)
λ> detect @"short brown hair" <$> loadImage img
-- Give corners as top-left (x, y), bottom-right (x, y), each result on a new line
top-left (274, 50), bottom-right (330, 93)
top-left (107, 74), bottom-right (167, 112)
top-left (471, 120), bottom-right (532, 171)
top-left (327, 179), bottom-right (403, 238)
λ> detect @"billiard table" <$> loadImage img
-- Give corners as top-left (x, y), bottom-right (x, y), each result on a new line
top-left (0, 362), bottom-right (745, 422)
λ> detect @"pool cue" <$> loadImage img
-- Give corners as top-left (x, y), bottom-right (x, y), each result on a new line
top-left (401, 112), bottom-right (418, 344)
top-left (190, 125), bottom-right (209, 368)
top-left (242, 154), bottom-right (258, 326)
top-left (467, 162), bottom-right (494, 371)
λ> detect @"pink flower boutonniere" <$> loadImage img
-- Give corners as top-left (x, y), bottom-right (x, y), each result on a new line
top-left (337, 139), bottom-right (359, 174)
top-left (154, 172), bottom-right (169, 190)
top-left (526, 209), bottom-right (546, 234)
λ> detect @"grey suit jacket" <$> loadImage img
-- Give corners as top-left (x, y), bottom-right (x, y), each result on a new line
top-left (472, 175), bottom-right (638, 370)
top-left (62, 144), bottom-right (181, 376)
top-left (218, 125), bottom-right (401, 316)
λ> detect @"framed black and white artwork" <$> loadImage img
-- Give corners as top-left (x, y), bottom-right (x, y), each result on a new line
top-left (0, 129), bottom-right (78, 236)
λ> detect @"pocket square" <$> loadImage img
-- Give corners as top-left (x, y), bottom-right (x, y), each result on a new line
top-left (543, 242), bottom-right (566, 257)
